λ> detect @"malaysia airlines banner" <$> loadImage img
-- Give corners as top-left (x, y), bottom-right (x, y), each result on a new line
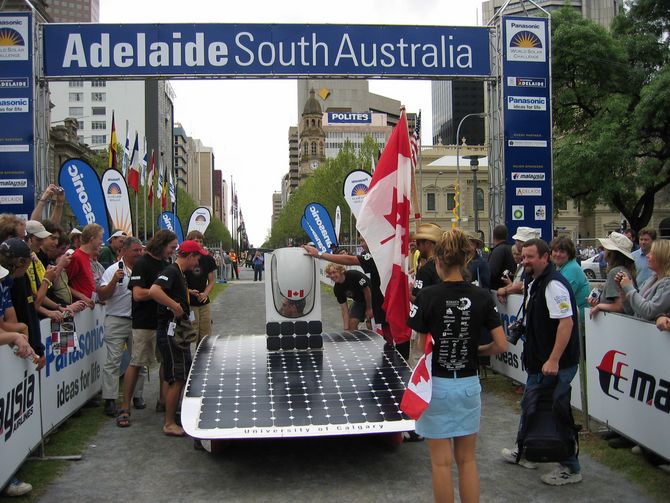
top-left (301, 203), bottom-right (337, 253)
top-left (58, 158), bottom-right (111, 241)
top-left (342, 169), bottom-right (372, 218)
top-left (0, 346), bottom-right (42, 490)
top-left (101, 169), bottom-right (133, 236)
top-left (157, 211), bottom-right (184, 243)
top-left (585, 313), bottom-right (670, 460)
top-left (187, 206), bottom-right (212, 235)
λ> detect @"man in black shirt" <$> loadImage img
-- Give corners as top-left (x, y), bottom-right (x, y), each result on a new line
top-left (488, 224), bottom-right (516, 290)
top-left (410, 223), bottom-right (443, 302)
top-left (150, 239), bottom-right (209, 437)
top-left (184, 231), bottom-right (217, 346)
top-left (118, 230), bottom-right (178, 428)
top-left (325, 263), bottom-right (372, 330)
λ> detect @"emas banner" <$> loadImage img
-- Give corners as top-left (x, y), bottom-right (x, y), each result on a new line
top-left (343, 169), bottom-right (372, 218)
top-left (0, 346), bottom-right (41, 490)
top-left (158, 211), bottom-right (184, 242)
top-left (59, 159), bottom-right (111, 241)
top-left (40, 306), bottom-right (105, 431)
top-left (301, 202), bottom-right (337, 253)
top-left (187, 207), bottom-right (211, 235)
top-left (101, 169), bottom-right (133, 236)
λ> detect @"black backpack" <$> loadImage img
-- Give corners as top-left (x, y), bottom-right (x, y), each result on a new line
top-left (516, 377), bottom-right (581, 463)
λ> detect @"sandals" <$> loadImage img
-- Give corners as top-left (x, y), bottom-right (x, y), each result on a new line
top-left (116, 409), bottom-right (131, 428)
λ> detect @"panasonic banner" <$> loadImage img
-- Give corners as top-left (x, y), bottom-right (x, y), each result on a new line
top-left (501, 16), bottom-right (553, 240)
top-left (40, 306), bottom-right (106, 432)
top-left (586, 313), bottom-right (670, 461)
top-left (158, 211), bottom-right (184, 242)
top-left (101, 169), bottom-right (134, 236)
top-left (301, 203), bottom-right (337, 253)
top-left (0, 346), bottom-right (42, 490)
top-left (59, 158), bottom-right (111, 241)
top-left (187, 206), bottom-right (212, 235)
top-left (343, 169), bottom-right (372, 218)
top-left (0, 13), bottom-right (35, 219)
top-left (42, 24), bottom-right (490, 78)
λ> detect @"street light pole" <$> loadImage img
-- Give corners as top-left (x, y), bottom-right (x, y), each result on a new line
top-left (463, 155), bottom-right (486, 237)
top-left (455, 112), bottom-right (488, 228)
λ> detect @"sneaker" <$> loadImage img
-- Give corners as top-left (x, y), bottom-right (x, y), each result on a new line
top-left (103, 399), bottom-right (117, 417)
top-left (3, 478), bottom-right (32, 497)
top-left (402, 431), bottom-right (424, 442)
top-left (133, 397), bottom-right (147, 410)
top-left (541, 467), bottom-right (583, 486)
top-left (501, 447), bottom-right (538, 469)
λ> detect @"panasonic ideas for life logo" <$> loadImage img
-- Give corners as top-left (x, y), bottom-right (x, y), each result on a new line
top-left (507, 96), bottom-right (546, 111)
top-left (0, 97), bottom-right (29, 113)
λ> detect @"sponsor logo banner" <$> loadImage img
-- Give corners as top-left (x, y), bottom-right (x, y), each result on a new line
top-left (505, 18), bottom-right (546, 63)
top-left (515, 187), bottom-right (542, 196)
top-left (534, 205), bottom-right (546, 220)
top-left (0, 97), bottom-right (29, 113)
top-left (508, 139), bottom-right (547, 147)
top-left (342, 169), bottom-right (372, 218)
top-left (0, 16), bottom-right (29, 61)
top-left (328, 112), bottom-right (371, 124)
top-left (101, 169), bottom-right (133, 236)
top-left (187, 206), bottom-right (212, 235)
top-left (507, 95), bottom-right (546, 111)
top-left (512, 205), bottom-right (524, 221)
top-left (0, 77), bottom-right (29, 89)
top-left (157, 211), bottom-right (184, 242)
top-left (506, 76), bottom-right (546, 88)
top-left (59, 158), bottom-right (111, 240)
top-left (0, 144), bottom-right (29, 152)
top-left (0, 178), bottom-right (27, 188)
top-left (301, 202), bottom-right (337, 253)
top-left (511, 172), bottom-right (545, 181)
top-left (0, 195), bottom-right (23, 205)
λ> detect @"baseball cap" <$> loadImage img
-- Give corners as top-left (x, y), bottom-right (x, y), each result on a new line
top-left (0, 264), bottom-right (8, 280)
top-left (69, 227), bottom-right (82, 235)
top-left (0, 238), bottom-right (31, 259)
top-left (108, 230), bottom-right (127, 241)
top-left (179, 240), bottom-right (209, 256)
top-left (25, 220), bottom-right (52, 239)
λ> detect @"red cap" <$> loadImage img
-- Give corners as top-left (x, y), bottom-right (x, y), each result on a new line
top-left (178, 240), bottom-right (209, 256)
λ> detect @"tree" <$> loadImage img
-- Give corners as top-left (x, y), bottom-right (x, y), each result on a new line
top-left (267, 137), bottom-right (379, 247)
top-left (551, 5), bottom-right (670, 232)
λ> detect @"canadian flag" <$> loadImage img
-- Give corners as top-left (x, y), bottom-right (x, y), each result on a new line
top-left (287, 289), bottom-right (304, 299)
top-left (400, 334), bottom-right (433, 419)
top-left (356, 110), bottom-right (412, 344)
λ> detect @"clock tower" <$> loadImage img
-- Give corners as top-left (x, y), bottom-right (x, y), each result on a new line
top-left (298, 89), bottom-right (326, 183)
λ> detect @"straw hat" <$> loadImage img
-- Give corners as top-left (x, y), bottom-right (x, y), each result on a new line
top-left (598, 232), bottom-right (634, 260)
top-left (512, 226), bottom-right (541, 242)
top-left (463, 229), bottom-right (484, 248)
top-left (411, 223), bottom-right (443, 243)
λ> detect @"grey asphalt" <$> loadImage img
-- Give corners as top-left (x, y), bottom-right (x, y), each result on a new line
top-left (38, 266), bottom-right (657, 503)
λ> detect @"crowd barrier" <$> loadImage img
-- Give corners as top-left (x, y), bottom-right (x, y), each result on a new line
top-left (1, 305), bottom-right (105, 489)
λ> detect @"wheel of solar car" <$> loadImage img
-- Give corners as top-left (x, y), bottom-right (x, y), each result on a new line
top-left (380, 432), bottom-right (404, 450)
top-left (202, 439), bottom-right (230, 454)
top-left (584, 269), bottom-right (596, 280)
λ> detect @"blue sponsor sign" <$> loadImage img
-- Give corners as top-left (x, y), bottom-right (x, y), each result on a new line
top-left (157, 211), bottom-right (184, 243)
top-left (58, 159), bottom-right (111, 240)
top-left (328, 112), bottom-right (371, 124)
top-left (0, 13), bottom-right (34, 219)
top-left (42, 23), bottom-right (490, 78)
top-left (501, 16), bottom-right (552, 240)
top-left (301, 203), bottom-right (337, 253)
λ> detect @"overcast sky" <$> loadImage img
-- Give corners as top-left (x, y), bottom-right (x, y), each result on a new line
top-left (100, 0), bottom-right (486, 246)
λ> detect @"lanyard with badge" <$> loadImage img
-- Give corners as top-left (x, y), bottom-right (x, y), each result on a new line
top-left (167, 263), bottom-right (195, 337)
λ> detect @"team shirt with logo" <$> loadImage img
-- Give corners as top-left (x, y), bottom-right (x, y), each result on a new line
top-left (153, 263), bottom-right (190, 328)
top-left (357, 252), bottom-right (385, 323)
top-left (184, 254), bottom-right (217, 306)
top-left (412, 259), bottom-right (440, 298)
top-left (408, 281), bottom-right (501, 376)
top-left (333, 270), bottom-right (370, 305)
top-left (128, 254), bottom-right (167, 329)
top-left (528, 279), bottom-right (573, 318)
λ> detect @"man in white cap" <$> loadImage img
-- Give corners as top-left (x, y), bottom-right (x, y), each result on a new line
top-left (99, 230), bottom-right (127, 269)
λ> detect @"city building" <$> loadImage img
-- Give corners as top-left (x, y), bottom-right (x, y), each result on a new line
top-left (481, 0), bottom-right (622, 29)
top-left (213, 169), bottom-right (223, 222)
top-left (173, 123), bottom-right (188, 191)
top-left (272, 192), bottom-right (283, 225)
top-left (431, 81), bottom-right (486, 147)
top-left (187, 138), bottom-right (215, 212)
top-left (46, 0), bottom-right (100, 22)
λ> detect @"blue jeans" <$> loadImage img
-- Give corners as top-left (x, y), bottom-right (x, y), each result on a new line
top-left (524, 365), bottom-right (581, 474)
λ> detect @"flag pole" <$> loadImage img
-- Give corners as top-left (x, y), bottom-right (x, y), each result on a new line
top-left (143, 138), bottom-right (147, 241)
top-left (406, 107), bottom-right (421, 227)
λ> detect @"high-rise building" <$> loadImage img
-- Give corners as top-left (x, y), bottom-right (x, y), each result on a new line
top-left (173, 123), bottom-right (188, 191)
top-left (272, 192), bottom-right (283, 225)
top-left (213, 169), bottom-right (223, 222)
top-left (481, 0), bottom-right (622, 29)
top-left (46, 0), bottom-right (100, 22)
top-left (187, 138), bottom-right (215, 212)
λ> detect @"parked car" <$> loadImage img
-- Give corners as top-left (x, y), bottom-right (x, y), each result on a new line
top-left (581, 255), bottom-right (603, 280)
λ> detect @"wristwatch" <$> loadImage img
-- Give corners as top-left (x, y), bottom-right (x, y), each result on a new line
top-left (317, 250), bottom-right (324, 258)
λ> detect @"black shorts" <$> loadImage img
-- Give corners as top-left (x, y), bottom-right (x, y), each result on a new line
top-left (349, 301), bottom-right (367, 321)
top-left (156, 327), bottom-right (192, 383)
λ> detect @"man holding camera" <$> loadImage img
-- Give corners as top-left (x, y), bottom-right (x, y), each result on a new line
top-left (501, 238), bottom-right (582, 486)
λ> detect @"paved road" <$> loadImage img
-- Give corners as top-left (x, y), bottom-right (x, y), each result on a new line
top-left (38, 267), bottom-right (656, 503)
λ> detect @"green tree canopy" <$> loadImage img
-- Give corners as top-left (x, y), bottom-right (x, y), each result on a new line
top-left (551, 4), bottom-right (670, 232)
top-left (266, 136), bottom-right (379, 248)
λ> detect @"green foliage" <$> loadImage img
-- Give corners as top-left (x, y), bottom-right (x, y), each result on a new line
top-left (268, 136), bottom-right (379, 248)
top-left (551, 4), bottom-right (670, 231)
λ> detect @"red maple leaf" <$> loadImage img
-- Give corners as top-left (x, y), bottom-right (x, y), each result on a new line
top-left (380, 187), bottom-right (410, 252)
top-left (411, 356), bottom-right (430, 386)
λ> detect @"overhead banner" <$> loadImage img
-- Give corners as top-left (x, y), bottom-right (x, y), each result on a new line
top-left (40, 306), bottom-right (105, 432)
top-left (586, 313), bottom-right (670, 461)
top-left (101, 169), bottom-right (133, 236)
top-left (301, 202), bottom-right (337, 253)
top-left (343, 169), bottom-right (372, 218)
top-left (157, 211), bottom-right (184, 243)
top-left (0, 12), bottom-right (35, 220)
top-left (58, 158), bottom-right (111, 241)
top-left (0, 346), bottom-right (42, 490)
top-left (501, 16), bottom-right (553, 240)
top-left (492, 293), bottom-right (582, 411)
top-left (187, 206), bottom-right (212, 235)
top-left (42, 24), bottom-right (490, 79)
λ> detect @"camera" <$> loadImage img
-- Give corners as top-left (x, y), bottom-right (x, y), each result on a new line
top-left (589, 288), bottom-right (601, 302)
top-left (506, 320), bottom-right (526, 345)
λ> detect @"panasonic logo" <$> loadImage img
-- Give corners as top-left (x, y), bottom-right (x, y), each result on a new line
top-left (507, 96), bottom-right (546, 111)
top-left (67, 164), bottom-right (96, 224)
